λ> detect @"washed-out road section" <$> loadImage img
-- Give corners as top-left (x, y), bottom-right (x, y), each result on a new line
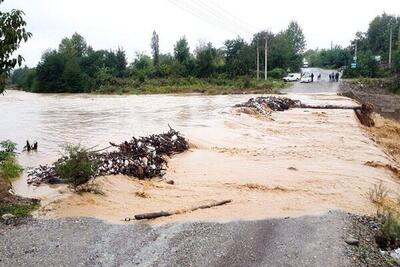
top-left (0, 211), bottom-right (351, 267)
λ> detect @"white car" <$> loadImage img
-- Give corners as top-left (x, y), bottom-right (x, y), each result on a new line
top-left (282, 73), bottom-right (301, 82)
top-left (300, 75), bottom-right (312, 83)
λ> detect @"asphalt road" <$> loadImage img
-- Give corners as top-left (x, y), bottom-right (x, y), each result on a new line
top-left (282, 68), bottom-right (340, 94)
top-left (0, 211), bottom-right (353, 267)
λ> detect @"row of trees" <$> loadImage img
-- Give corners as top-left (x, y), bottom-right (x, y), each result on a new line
top-left (304, 13), bottom-right (400, 78)
top-left (12, 21), bottom-right (306, 93)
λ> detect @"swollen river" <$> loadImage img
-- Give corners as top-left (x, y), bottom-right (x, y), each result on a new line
top-left (2, 89), bottom-right (398, 223)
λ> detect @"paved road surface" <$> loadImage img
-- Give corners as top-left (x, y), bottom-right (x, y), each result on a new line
top-left (283, 68), bottom-right (340, 94)
top-left (0, 211), bottom-right (352, 267)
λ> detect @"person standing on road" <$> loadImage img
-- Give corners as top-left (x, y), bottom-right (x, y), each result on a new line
top-left (317, 73), bottom-right (321, 81)
top-left (310, 73), bottom-right (314, 82)
top-left (329, 73), bottom-right (332, 81)
top-left (335, 72), bottom-right (339, 82)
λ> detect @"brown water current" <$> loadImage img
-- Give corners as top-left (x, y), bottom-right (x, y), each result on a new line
top-left (1, 89), bottom-right (399, 224)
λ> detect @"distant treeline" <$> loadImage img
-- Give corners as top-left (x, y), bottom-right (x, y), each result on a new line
top-left (305, 13), bottom-right (400, 78)
top-left (11, 21), bottom-right (306, 93)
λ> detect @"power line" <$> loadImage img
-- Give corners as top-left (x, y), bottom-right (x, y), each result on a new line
top-left (168, 0), bottom-right (242, 36)
top-left (196, 0), bottom-right (257, 34)
top-left (168, 0), bottom-right (254, 37)
top-left (190, 0), bottom-right (254, 35)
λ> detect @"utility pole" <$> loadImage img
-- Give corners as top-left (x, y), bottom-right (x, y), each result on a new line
top-left (257, 46), bottom-right (260, 80)
top-left (389, 24), bottom-right (393, 68)
top-left (264, 36), bottom-right (268, 80)
top-left (354, 41), bottom-right (358, 63)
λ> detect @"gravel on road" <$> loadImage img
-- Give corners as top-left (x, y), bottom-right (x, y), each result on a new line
top-left (0, 211), bottom-right (354, 267)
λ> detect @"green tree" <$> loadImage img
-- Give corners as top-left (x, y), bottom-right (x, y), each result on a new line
top-left (224, 37), bottom-right (253, 77)
top-left (36, 50), bottom-right (66, 92)
top-left (174, 37), bottom-right (190, 64)
top-left (286, 21), bottom-right (306, 54)
top-left (151, 30), bottom-right (160, 67)
top-left (0, 0), bottom-right (32, 93)
top-left (195, 42), bottom-right (218, 77)
top-left (115, 47), bottom-right (127, 77)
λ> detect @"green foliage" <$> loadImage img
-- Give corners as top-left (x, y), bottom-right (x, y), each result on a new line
top-left (0, 140), bottom-right (17, 161)
top-left (12, 22), bottom-right (305, 93)
top-left (11, 66), bottom-right (37, 91)
top-left (0, 140), bottom-right (22, 182)
top-left (55, 145), bottom-right (98, 187)
top-left (305, 46), bottom-right (352, 69)
top-left (379, 208), bottom-right (400, 247)
top-left (268, 68), bottom-right (287, 79)
top-left (0, 157), bottom-right (23, 180)
top-left (174, 37), bottom-right (191, 65)
top-left (0, 202), bottom-right (39, 217)
top-left (0, 0), bottom-right (32, 93)
top-left (151, 30), bottom-right (160, 67)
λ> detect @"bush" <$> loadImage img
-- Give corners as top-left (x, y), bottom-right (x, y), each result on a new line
top-left (378, 208), bottom-right (400, 248)
top-left (268, 68), bottom-right (287, 79)
top-left (55, 145), bottom-right (99, 187)
top-left (0, 157), bottom-right (23, 180)
top-left (0, 140), bottom-right (22, 182)
top-left (0, 202), bottom-right (39, 217)
top-left (369, 182), bottom-right (389, 205)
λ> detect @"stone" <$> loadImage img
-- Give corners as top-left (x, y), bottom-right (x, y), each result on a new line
top-left (2, 213), bottom-right (15, 221)
top-left (345, 237), bottom-right (359, 246)
top-left (390, 248), bottom-right (400, 264)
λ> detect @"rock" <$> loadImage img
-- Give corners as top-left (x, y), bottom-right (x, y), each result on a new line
top-left (390, 248), bottom-right (400, 264)
top-left (2, 213), bottom-right (15, 221)
top-left (166, 180), bottom-right (175, 185)
top-left (345, 237), bottom-right (359, 246)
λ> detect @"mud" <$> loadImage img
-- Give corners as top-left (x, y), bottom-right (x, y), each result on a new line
top-left (29, 93), bottom-right (400, 224)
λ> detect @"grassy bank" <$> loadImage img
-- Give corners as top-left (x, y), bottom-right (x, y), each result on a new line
top-left (89, 77), bottom-right (287, 95)
top-left (0, 140), bottom-right (39, 219)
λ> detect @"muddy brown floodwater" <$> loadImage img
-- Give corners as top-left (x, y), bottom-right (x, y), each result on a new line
top-left (1, 89), bottom-right (399, 224)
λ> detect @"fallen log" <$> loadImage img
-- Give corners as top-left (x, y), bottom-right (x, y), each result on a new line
top-left (296, 104), bottom-right (361, 110)
top-left (128, 199), bottom-right (232, 221)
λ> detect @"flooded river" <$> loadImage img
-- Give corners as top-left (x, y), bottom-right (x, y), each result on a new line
top-left (1, 89), bottom-right (399, 223)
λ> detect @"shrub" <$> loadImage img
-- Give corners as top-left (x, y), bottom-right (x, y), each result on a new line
top-left (369, 182), bottom-right (388, 204)
top-left (0, 140), bottom-right (22, 182)
top-left (55, 145), bottom-right (99, 187)
top-left (268, 68), bottom-right (287, 79)
top-left (0, 202), bottom-right (39, 217)
top-left (0, 157), bottom-right (23, 181)
top-left (378, 208), bottom-right (400, 248)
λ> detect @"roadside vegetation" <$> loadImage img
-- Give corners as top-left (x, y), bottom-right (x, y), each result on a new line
top-left (369, 183), bottom-right (400, 250)
top-left (10, 22), bottom-right (306, 94)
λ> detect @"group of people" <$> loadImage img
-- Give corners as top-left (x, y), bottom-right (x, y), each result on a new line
top-left (329, 72), bottom-right (340, 82)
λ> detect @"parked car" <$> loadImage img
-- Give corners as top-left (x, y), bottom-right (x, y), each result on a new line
top-left (300, 74), bottom-right (312, 83)
top-left (282, 73), bottom-right (301, 82)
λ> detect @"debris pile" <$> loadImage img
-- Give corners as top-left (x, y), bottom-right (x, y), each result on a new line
top-left (27, 128), bottom-right (189, 186)
top-left (234, 96), bottom-right (301, 115)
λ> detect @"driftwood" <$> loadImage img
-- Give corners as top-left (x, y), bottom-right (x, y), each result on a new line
top-left (23, 140), bottom-right (38, 152)
top-left (128, 199), bottom-right (232, 221)
top-left (297, 104), bottom-right (361, 110)
top-left (27, 128), bottom-right (189, 186)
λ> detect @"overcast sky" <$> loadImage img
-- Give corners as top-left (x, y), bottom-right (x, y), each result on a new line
top-left (3, 0), bottom-right (400, 67)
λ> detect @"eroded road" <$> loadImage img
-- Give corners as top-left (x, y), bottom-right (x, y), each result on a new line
top-left (0, 212), bottom-right (351, 267)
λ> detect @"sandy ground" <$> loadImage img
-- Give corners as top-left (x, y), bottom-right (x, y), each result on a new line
top-left (35, 93), bottom-right (400, 224)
